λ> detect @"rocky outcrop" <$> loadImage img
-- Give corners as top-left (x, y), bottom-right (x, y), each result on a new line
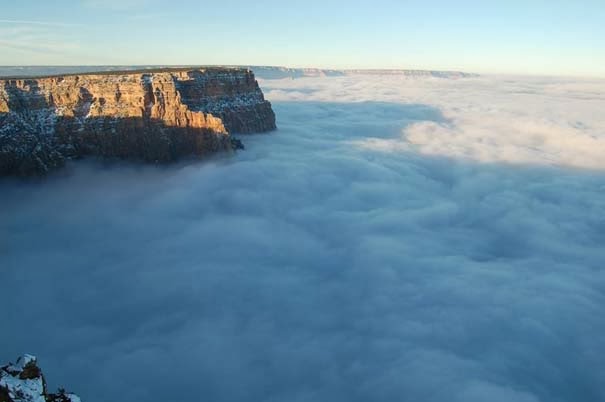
top-left (0, 355), bottom-right (80, 402)
top-left (0, 67), bottom-right (276, 176)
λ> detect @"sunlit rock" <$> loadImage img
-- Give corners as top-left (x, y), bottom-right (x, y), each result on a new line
top-left (0, 67), bottom-right (276, 176)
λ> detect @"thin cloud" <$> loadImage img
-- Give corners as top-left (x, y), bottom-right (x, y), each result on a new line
top-left (0, 24), bottom-right (83, 63)
top-left (0, 40), bottom-right (80, 54)
top-left (0, 19), bottom-right (82, 27)
top-left (82, 0), bottom-right (154, 10)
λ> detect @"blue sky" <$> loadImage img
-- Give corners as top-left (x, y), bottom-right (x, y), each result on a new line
top-left (0, 0), bottom-right (604, 76)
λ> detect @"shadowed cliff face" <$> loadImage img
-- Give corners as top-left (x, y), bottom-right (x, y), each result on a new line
top-left (0, 68), bottom-right (276, 176)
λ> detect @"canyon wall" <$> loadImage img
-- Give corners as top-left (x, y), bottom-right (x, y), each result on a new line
top-left (0, 67), bottom-right (276, 176)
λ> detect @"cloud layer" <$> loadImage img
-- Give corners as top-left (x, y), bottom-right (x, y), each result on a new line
top-left (264, 75), bottom-right (605, 170)
top-left (1, 74), bottom-right (604, 402)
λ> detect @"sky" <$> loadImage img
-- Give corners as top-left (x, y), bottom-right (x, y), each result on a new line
top-left (1, 74), bottom-right (605, 402)
top-left (0, 0), bottom-right (604, 76)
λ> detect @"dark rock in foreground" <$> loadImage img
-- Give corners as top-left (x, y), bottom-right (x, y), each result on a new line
top-left (0, 355), bottom-right (80, 402)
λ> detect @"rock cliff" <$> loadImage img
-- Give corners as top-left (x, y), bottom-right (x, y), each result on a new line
top-left (0, 355), bottom-right (80, 402)
top-left (0, 67), bottom-right (276, 176)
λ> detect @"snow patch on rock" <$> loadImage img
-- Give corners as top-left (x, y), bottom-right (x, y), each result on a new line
top-left (0, 355), bottom-right (80, 402)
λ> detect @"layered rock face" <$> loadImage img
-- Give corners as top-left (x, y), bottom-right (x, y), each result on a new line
top-left (0, 67), bottom-right (276, 176)
top-left (0, 355), bottom-right (80, 402)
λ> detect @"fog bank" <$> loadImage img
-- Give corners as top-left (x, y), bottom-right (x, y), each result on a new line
top-left (1, 74), bottom-right (604, 402)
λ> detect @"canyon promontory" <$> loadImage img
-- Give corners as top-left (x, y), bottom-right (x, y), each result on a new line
top-left (0, 67), bottom-right (276, 176)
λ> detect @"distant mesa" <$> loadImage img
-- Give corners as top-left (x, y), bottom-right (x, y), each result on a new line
top-left (0, 67), bottom-right (276, 177)
top-left (0, 65), bottom-right (478, 81)
top-left (245, 66), bottom-right (479, 80)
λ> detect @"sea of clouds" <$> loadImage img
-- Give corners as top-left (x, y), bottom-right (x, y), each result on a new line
top-left (1, 74), bottom-right (604, 402)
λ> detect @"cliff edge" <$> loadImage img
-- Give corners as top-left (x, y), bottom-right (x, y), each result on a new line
top-left (0, 67), bottom-right (276, 176)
